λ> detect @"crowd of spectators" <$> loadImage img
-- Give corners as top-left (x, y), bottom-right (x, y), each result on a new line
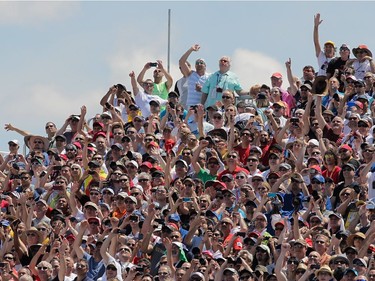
top-left (1, 12), bottom-right (375, 281)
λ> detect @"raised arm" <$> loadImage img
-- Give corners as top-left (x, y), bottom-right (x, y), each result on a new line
top-left (4, 123), bottom-right (31, 137)
top-left (302, 93), bottom-right (313, 136)
top-left (100, 230), bottom-right (117, 264)
top-left (191, 140), bottom-right (207, 174)
top-left (285, 58), bottom-right (298, 96)
top-left (137, 63), bottom-right (151, 85)
top-left (275, 244), bottom-right (289, 281)
top-left (179, 44), bottom-right (200, 77)
top-left (313, 13), bottom-right (323, 58)
top-left (129, 71), bottom-right (140, 96)
top-left (315, 96), bottom-right (327, 129)
top-left (100, 86), bottom-right (116, 107)
top-left (72, 220), bottom-right (88, 259)
top-left (157, 60), bottom-right (173, 91)
top-left (76, 106), bottom-right (87, 136)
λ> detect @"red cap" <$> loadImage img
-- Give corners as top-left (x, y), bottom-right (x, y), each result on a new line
top-left (93, 121), bottom-right (104, 128)
top-left (354, 101), bottom-right (364, 109)
top-left (340, 144), bottom-right (353, 152)
top-left (59, 154), bottom-right (68, 161)
top-left (310, 165), bottom-right (322, 174)
top-left (147, 141), bottom-right (159, 148)
top-left (73, 141), bottom-right (82, 149)
top-left (140, 162), bottom-right (153, 169)
top-left (164, 139), bottom-right (176, 153)
top-left (271, 72), bottom-right (283, 79)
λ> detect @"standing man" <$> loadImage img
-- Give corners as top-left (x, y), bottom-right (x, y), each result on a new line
top-left (201, 56), bottom-right (246, 107)
top-left (326, 44), bottom-right (351, 79)
top-left (129, 71), bottom-right (167, 118)
top-left (179, 44), bottom-right (210, 107)
top-left (313, 13), bottom-right (335, 76)
top-left (137, 60), bottom-right (173, 100)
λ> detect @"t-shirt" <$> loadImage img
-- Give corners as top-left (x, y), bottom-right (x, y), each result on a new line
top-left (134, 90), bottom-right (167, 118)
top-left (323, 124), bottom-right (344, 145)
top-left (202, 71), bottom-right (242, 107)
top-left (317, 51), bottom-right (333, 76)
top-left (234, 143), bottom-right (251, 166)
top-left (197, 168), bottom-right (217, 184)
top-left (83, 252), bottom-right (105, 280)
top-left (186, 71), bottom-right (209, 107)
top-left (217, 166), bottom-right (249, 180)
top-left (153, 82), bottom-right (168, 100)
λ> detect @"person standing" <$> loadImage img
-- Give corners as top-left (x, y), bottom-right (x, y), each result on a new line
top-left (201, 56), bottom-right (246, 107)
top-left (179, 44), bottom-right (210, 108)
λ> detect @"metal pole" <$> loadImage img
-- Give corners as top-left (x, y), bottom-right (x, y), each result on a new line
top-left (167, 9), bottom-right (171, 73)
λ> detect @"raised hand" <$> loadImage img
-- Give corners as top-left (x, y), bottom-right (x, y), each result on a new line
top-left (191, 44), bottom-right (200, 52)
top-left (314, 13), bottom-right (322, 27)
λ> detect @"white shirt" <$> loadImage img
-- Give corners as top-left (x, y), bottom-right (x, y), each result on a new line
top-left (134, 90), bottom-right (167, 118)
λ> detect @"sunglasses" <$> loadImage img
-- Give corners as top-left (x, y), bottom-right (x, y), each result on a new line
top-left (227, 155), bottom-right (237, 159)
top-left (222, 96), bottom-right (231, 99)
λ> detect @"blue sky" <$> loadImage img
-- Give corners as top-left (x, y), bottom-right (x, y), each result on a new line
top-left (1, 1), bottom-right (375, 152)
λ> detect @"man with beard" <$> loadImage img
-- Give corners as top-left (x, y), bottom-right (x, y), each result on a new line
top-left (64, 144), bottom-right (77, 161)
top-left (316, 96), bottom-right (344, 145)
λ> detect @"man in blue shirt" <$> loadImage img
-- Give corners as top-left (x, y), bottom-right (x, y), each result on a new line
top-left (201, 56), bottom-right (247, 107)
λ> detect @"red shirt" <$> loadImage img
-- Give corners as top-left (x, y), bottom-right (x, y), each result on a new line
top-left (234, 143), bottom-right (251, 166)
top-left (322, 166), bottom-right (341, 184)
top-left (217, 166), bottom-right (249, 180)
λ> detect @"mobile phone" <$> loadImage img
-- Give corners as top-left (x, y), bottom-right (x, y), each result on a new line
top-left (135, 267), bottom-right (144, 272)
top-left (291, 117), bottom-right (299, 123)
top-left (183, 197), bottom-right (192, 202)
top-left (268, 193), bottom-right (277, 198)
top-left (172, 193), bottom-right (178, 202)
top-left (155, 218), bottom-right (164, 224)
top-left (333, 93), bottom-right (340, 102)
top-left (117, 229), bottom-right (127, 234)
top-left (237, 232), bottom-right (246, 237)
top-left (138, 233), bottom-right (144, 240)
top-left (39, 171), bottom-right (47, 178)
top-left (88, 170), bottom-right (96, 175)
top-left (149, 62), bottom-right (158, 67)
top-left (169, 102), bottom-right (175, 109)
top-left (0, 262), bottom-right (6, 268)
top-left (0, 195), bottom-right (7, 199)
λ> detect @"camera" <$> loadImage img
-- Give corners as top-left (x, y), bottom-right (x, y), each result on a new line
top-left (216, 87), bottom-right (223, 93)
top-left (149, 62), bottom-right (158, 67)
top-left (169, 102), bottom-right (175, 109)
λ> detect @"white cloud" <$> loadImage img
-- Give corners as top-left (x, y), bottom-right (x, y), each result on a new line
top-left (0, 2), bottom-right (79, 25)
top-left (231, 48), bottom-right (285, 90)
top-left (2, 84), bottom-right (104, 140)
